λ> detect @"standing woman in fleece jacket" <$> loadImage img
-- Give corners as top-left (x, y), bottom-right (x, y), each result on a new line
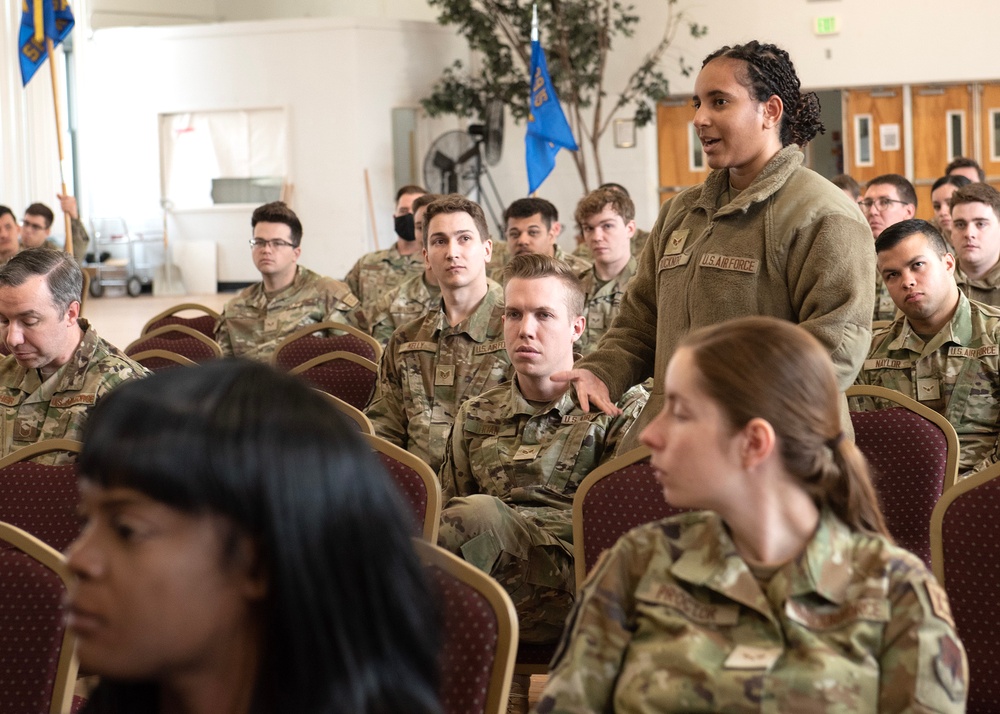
top-left (555, 40), bottom-right (875, 447)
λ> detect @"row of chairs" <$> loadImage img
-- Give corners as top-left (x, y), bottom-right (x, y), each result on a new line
top-left (126, 304), bottom-right (383, 410)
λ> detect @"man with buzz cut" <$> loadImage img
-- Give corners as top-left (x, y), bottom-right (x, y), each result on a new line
top-left (574, 187), bottom-right (638, 356)
top-left (365, 194), bottom-right (512, 473)
top-left (0, 248), bottom-right (149, 464)
top-left (951, 182), bottom-right (1000, 308)
top-left (852, 218), bottom-right (1000, 478)
top-left (860, 174), bottom-right (917, 322)
top-left (214, 201), bottom-right (359, 361)
top-left (438, 253), bottom-right (647, 657)
top-left (489, 197), bottom-right (591, 283)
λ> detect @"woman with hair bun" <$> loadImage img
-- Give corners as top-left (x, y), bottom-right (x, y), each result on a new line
top-left (536, 316), bottom-right (967, 713)
top-left (66, 360), bottom-right (441, 714)
top-left (559, 41), bottom-right (876, 448)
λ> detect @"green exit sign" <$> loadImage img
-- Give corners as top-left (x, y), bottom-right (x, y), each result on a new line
top-left (815, 16), bottom-right (839, 35)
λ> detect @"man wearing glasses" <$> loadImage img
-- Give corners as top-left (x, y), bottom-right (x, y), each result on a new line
top-left (20, 195), bottom-right (90, 260)
top-left (859, 175), bottom-right (917, 322)
top-left (214, 201), bottom-right (359, 361)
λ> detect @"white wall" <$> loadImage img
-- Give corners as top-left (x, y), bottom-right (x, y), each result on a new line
top-left (81, 17), bottom-right (468, 281)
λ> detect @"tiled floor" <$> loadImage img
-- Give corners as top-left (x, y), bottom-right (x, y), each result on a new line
top-left (81, 289), bottom-right (235, 351)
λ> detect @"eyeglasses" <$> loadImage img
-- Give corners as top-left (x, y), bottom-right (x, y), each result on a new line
top-left (21, 220), bottom-right (47, 231)
top-left (858, 197), bottom-right (911, 213)
top-left (249, 238), bottom-right (296, 250)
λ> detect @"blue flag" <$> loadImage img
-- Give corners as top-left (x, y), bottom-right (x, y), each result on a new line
top-left (525, 8), bottom-right (577, 194)
top-left (19, 0), bottom-right (75, 86)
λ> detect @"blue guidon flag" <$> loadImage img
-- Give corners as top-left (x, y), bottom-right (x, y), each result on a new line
top-left (19, 0), bottom-right (75, 86)
top-left (525, 4), bottom-right (577, 194)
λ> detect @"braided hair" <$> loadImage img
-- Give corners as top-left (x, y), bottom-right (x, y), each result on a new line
top-left (703, 41), bottom-right (824, 148)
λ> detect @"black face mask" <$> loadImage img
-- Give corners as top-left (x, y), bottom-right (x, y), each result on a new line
top-left (394, 213), bottom-right (416, 242)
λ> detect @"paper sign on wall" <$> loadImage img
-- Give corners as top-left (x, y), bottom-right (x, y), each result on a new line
top-left (880, 124), bottom-right (901, 152)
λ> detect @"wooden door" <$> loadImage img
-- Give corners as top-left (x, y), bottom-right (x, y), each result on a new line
top-left (657, 98), bottom-right (709, 205)
top-left (843, 88), bottom-right (906, 186)
top-left (911, 84), bottom-right (974, 220)
top-left (979, 82), bottom-right (1000, 192)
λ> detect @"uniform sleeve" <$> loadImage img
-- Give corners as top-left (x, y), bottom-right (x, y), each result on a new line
top-left (602, 385), bottom-right (650, 461)
top-left (534, 533), bottom-right (646, 713)
top-left (784, 212), bottom-right (876, 391)
top-left (345, 259), bottom-right (362, 303)
top-left (878, 567), bottom-right (968, 712)
top-left (213, 313), bottom-right (234, 358)
top-left (574, 200), bottom-right (675, 400)
top-left (438, 407), bottom-right (477, 503)
top-left (364, 334), bottom-right (409, 449)
top-left (70, 217), bottom-right (89, 260)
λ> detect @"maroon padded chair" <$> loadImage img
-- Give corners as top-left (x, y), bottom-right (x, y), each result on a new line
top-left (363, 434), bottom-right (440, 542)
top-left (415, 540), bottom-right (517, 714)
top-left (0, 439), bottom-right (83, 552)
top-left (931, 462), bottom-right (1000, 714)
top-left (128, 349), bottom-right (197, 373)
top-left (847, 385), bottom-right (959, 569)
top-left (288, 351), bottom-right (378, 410)
top-left (140, 302), bottom-right (220, 340)
top-left (272, 321), bottom-right (382, 370)
top-left (125, 325), bottom-right (222, 364)
top-left (0, 522), bottom-right (78, 714)
top-left (573, 445), bottom-right (689, 588)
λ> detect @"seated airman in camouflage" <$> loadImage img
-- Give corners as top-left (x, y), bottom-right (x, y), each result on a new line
top-left (574, 187), bottom-right (639, 356)
top-left (488, 197), bottom-right (591, 284)
top-left (572, 182), bottom-right (650, 261)
top-left (851, 219), bottom-right (1000, 478)
top-left (438, 253), bottom-right (647, 649)
top-left (352, 194), bottom-right (441, 346)
top-left (214, 201), bottom-right (359, 361)
top-left (952, 182), bottom-right (1000, 308)
top-left (344, 185), bottom-right (427, 307)
top-left (366, 194), bottom-right (512, 473)
top-left (0, 249), bottom-right (149, 464)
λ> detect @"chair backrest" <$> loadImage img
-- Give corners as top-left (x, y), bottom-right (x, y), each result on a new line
top-left (140, 302), bottom-right (221, 339)
top-left (0, 439), bottom-right (83, 552)
top-left (125, 324), bottom-right (222, 363)
top-left (0, 521), bottom-right (78, 714)
top-left (128, 349), bottom-right (198, 373)
top-left (315, 390), bottom-right (375, 435)
top-left (363, 434), bottom-right (440, 542)
top-left (414, 540), bottom-right (517, 714)
top-left (847, 385), bottom-right (960, 569)
top-left (572, 445), bottom-right (689, 589)
top-left (273, 320), bottom-right (383, 369)
top-left (288, 351), bottom-right (378, 410)
top-left (930, 460), bottom-right (1000, 714)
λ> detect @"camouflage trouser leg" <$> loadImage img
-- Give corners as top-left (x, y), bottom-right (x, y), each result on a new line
top-left (438, 494), bottom-right (575, 644)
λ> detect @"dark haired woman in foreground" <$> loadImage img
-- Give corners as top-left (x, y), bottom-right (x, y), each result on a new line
top-left (536, 317), bottom-right (966, 713)
top-left (67, 360), bottom-right (441, 714)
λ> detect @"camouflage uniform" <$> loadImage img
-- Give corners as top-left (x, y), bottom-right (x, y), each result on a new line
top-left (41, 217), bottom-right (89, 261)
top-left (438, 380), bottom-right (647, 643)
top-left (956, 262), bottom-right (1000, 308)
top-left (0, 319), bottom-right (149, 465)
top-left (214, 266), bottom-right (359, 362)
top-left (874, 274), bottom-right (898, 322)
top-left (536, 509), bottom-right (967, 713)
top-left (851, 292), bottom-right (1000, 478)
top-left (352, 272), bottom-right (441, 347)
top-left (488, 244), bottom-right (591, 284)
top-left (344, 243), bottom-right (424, 307)
top-left (365, 281), bottom-right (511, 473)
top-left (577, 257), bottom-right (637, 357)
top-left (572, 229), bottom-right (650, 262)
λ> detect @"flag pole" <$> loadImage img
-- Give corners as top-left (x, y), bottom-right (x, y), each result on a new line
top-left (45, 36), bottom-right (72, 256)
